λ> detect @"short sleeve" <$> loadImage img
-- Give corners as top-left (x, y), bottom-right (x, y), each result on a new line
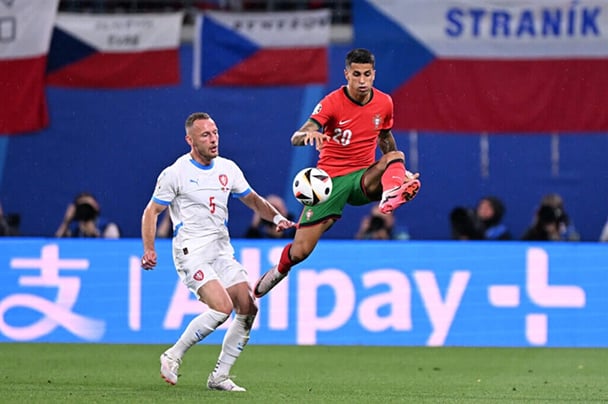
top-left (309, 94), bottom-right (334, 128)
top-left (383, 94), bottom-right (394, 130)
top-left (229, 161), bottom-right (251, 197)
top-left (152, 167), bottom-right (177, 205)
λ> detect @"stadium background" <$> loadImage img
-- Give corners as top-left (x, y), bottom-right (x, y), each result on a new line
top-left (1, 0), bottom-right (607, 241)
top-left (2, 6), bottom-right (608, 401)
top-left (1, 0), bottom-right (607, 351)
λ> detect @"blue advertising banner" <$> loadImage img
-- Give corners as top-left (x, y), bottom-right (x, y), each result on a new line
top-left (0, 238), bottom-right (606, 347)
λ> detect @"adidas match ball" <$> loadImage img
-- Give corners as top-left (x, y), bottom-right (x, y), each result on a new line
top-left (292, 167), bottom-right (333, 206)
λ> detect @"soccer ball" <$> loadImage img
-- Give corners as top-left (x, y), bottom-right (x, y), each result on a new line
top-left (292, 167), bottom-right (333, 206)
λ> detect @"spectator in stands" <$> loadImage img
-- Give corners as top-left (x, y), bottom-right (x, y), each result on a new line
top-left (450, 206), bottom-right (484, 240)
top-left (522, 193), bottom-right (579, 241)
top-left (245, 194), bottom-right (295, 239)
top-left (476, 195), bottom-right (512, 240)
top-left (0, 202), bottom-right (20, 236)
top-left (521, 193), bottom-right (579, 241)
top-left (0, 205), bottom-right (8, 236)
top-left (355, 205), bottom-right (394, 240)
top-left (599, 217), bottom-right (608, 242)
top-left (355, 205), bottom-right (410, 240)
top-left (55, 192), bottom-right (120, 238)
top-left (521, 204), bottom-right (563, 241)
top-left (538, 193), bottom-right (580, 241)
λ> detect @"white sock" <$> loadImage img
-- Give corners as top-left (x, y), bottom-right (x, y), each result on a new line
top-left (166, 309), bottom-right (229, 359)
top-left (212, 314), bottom-right (256, 377)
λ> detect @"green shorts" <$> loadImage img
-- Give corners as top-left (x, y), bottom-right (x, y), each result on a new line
top-left (298, 168), bottom-right (372, 227)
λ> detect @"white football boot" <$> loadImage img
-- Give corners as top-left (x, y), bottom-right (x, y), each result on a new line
top-left (207, 374), bottom-right (246, 392)
top-left (253, 265), bottom-right (287, 298)
top-left (160, 352), bottom-right (181, 385)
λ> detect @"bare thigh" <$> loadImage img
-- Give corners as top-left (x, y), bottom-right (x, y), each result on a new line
top-left (290, 219), bottom-right (335, 263)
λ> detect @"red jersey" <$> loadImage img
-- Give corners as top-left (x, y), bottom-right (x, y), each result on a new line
top-left (309, 86), bottom-right (394, 177)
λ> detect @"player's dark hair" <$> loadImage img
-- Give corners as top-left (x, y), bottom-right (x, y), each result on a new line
top-left (185, 112), bottom-right (212, 131)
top-left (345, 48), bottom-right (375, 68)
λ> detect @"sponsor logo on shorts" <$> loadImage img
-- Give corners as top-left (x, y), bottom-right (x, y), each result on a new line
top-left (194, 270), bottom-right (204, 281)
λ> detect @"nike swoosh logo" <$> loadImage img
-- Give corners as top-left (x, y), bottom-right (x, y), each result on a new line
top-left (338, 119), bottom-right (352, 125)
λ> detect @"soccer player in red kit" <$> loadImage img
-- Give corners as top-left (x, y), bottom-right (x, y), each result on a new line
top-left (254, 48), bottom-right (421, 298)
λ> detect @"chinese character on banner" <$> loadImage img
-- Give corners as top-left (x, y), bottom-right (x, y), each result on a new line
top-left (0, 244), bottom-right (105, 341)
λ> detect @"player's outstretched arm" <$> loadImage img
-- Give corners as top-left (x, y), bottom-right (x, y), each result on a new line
top-left (240, 191), bottom-right (295, 232)
top-left (291, 120), bottom-right (328, 149)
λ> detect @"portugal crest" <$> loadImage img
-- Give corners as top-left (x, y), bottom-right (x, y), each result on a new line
top-left (373, 114), bottom-right (382, 129)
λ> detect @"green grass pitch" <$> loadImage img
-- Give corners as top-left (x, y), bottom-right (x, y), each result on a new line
top-left (1, 343), bottom-right (607, 403)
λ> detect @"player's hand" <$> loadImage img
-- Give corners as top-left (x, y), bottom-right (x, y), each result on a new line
top-left (275, 219), bottom-right (296, 233)
top-left (303, 131), bottom-right (330, 151)
top-left (141, 250), bottom-right (157, 270)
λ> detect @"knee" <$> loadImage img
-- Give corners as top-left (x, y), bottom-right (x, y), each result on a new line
top-left (384, 150), bottom-right (405, 163)
top-left (204, 294), bottom-right (234, 315)
top-left (242, 298), bottom-right (258, 317)
top-left (234, 291), bottom-right (258, 316)
top-left (216, 301), bottom-right (234, 315)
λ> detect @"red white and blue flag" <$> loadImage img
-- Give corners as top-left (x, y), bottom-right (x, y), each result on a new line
top-left (0, 0), bottom-right (58, 134)
top-left (193, 9), bottom-right (331, 87)
top-left (354, 0), bottom-right (608, 132)
top-left (47, 12), bottom-right (182, 88)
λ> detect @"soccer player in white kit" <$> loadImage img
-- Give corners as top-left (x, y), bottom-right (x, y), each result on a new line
top-left (141, 112), bottom-right (295, 391)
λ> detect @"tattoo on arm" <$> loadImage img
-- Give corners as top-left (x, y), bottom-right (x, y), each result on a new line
top-left (378, 130), bottom-right (397, 154)
top-left (292, 120), bottom-right (321, 146)
top-left (300, 120), bottom-right (320, 132)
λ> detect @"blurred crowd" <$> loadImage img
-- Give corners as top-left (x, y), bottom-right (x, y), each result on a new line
top-left (58, 0), bottom-right (352, 24)
top-left (1, 191), bottom-right (607, 241)
top-left (450, 193), bottom-right (585, 242)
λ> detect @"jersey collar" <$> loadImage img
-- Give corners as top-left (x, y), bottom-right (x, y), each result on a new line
top-left (189, 157), bottom-right (215, 170)
top-left (342, 86), bottom-right (374, 106)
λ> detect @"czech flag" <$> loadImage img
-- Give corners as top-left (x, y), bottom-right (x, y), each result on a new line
top-left (47, 12), bottom-right (182, 88)
top-left (354, 0), bottom-right (608, 133)
top-left (0, 0), bottom-right (58, 134)
top-left (193, 9), bottom-right (331, 87)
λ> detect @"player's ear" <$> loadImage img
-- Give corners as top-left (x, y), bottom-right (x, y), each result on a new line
top-left (185, 134), bottom-right (193, 146)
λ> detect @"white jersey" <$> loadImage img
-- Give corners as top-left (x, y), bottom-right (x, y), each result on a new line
top-left (151, 153), bottom-right (251, 252)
